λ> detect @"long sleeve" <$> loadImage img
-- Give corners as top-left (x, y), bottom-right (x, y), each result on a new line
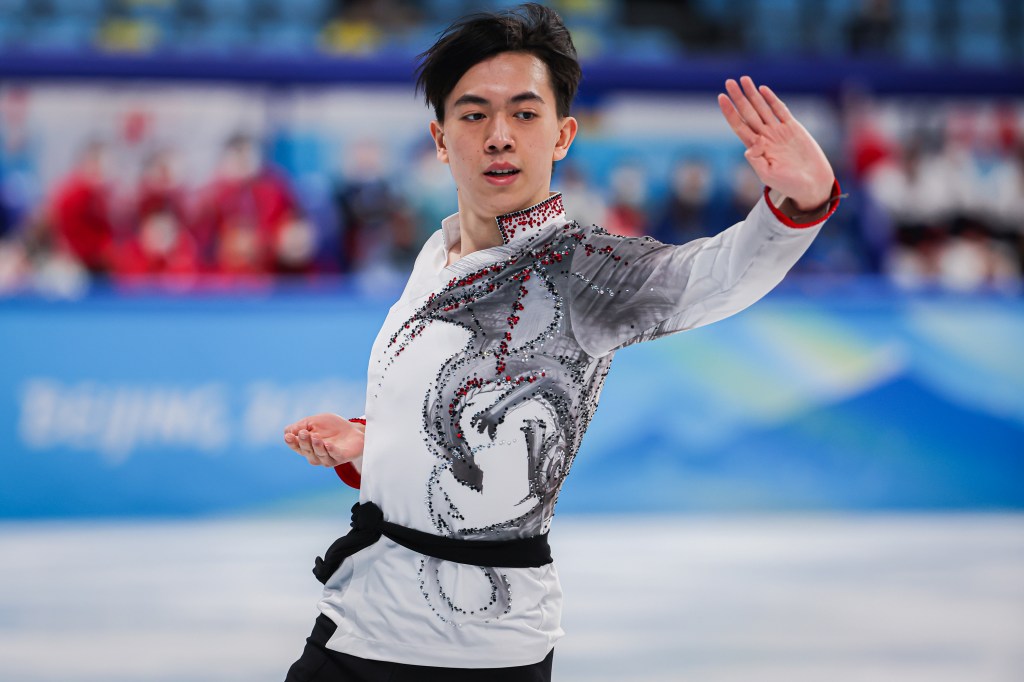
top-left (566, 186), bottom-right (839, 358)
top-left (334, 415), bottom-right (366, 489)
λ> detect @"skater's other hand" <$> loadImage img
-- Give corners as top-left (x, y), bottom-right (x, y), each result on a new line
top-left (283, 413), bottom-right (365, 467)
top-left (717, 75), bottom-right (835, 213)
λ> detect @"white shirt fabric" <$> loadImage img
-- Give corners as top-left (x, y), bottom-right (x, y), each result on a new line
top-left (318, 189), bottom-right (830, 668)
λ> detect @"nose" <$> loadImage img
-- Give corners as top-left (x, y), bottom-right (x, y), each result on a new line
top-left (485, 117), bottom-right (514, 153)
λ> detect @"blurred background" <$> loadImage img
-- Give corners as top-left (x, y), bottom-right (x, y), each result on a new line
top-left (0, 0), bottom-right (1022, 680)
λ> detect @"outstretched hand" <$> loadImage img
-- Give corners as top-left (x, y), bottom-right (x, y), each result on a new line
top-left (718, 76), bottom-right (835, 212)
top-left (283, 413), bottom-right (365, 467)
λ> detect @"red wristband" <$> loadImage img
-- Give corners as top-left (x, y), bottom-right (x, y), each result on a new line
top-left (764, 178), bottom-right (842, 229)
top-left (334, 417), bottom-right (365, 490)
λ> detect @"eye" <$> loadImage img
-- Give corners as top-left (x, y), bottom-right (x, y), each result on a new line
top-left (463, 112), bottom-right (484, 121)
top-left (515, 111), bottom-right (536, 120)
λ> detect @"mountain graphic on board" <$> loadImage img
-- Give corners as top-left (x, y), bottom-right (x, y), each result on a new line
top-left (560, 375), bottom-right (1024, 513)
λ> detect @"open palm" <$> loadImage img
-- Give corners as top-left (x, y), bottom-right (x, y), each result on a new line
top-left (718, 76), bottom-right (834, 211)
top-left (283, 412), bottom-right (364, 466)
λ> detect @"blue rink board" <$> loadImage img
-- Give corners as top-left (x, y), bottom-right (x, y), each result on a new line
top-left (1, 282), bottom-right (1022, 518)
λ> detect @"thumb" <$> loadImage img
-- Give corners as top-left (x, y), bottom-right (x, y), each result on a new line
top-left (743, 149), bottom-right (770, 181)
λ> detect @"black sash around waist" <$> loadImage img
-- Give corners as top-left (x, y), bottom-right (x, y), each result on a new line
top-left (313, 502), bottom-right (553, 584)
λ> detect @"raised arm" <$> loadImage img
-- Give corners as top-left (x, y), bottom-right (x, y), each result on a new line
top-left (565, 77), bottom-right (841, 358)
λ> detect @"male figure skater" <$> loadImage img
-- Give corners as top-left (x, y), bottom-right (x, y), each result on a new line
top-left (282, 4), bottom-right (840, 680)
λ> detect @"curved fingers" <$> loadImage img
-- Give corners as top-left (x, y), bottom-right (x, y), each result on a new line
top-left (758, 84), bottom-right (793, 124)
top-left (725, 78), bottom-right (766, 134)
top-left (740, 76), bottom-right (777, 128)
top-left (296, 429), bottom-right (319, 462)
top-left (284, 418), bottom-right (313, 436)
top-left (309, 434), bottom-right (330, 464)
top-left (320, 440), bottom-right (345, 466)
top-left (313, 431), bottom-right (352, 466)
top-left (718, 93), bottom-right (758, 148)
top-left (284, 421), bottom-right (330, 465)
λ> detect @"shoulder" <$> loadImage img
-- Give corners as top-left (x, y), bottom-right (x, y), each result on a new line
top-left (559, 220), bottom-right (666, 254)
top-left (422, 227), bottom-right (445, 250)
top-left (406, 228), bottom-right (445, 273)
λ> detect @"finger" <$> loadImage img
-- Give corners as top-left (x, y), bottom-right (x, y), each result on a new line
top-left (717, 93), bottom-right (758, 148)
top-left (284, 431), bottom-right (302, 450)
top-left (725, 78), bottom-right (766, 134)
top-left (758, 84), bottom-right (793, 124)
top-left (309, 431), bottom-right (340, 464)
top-left (297, 429), bottom-right (316, 458)
top-left (743, 148), bottom-right (770, 180)
top-left (299, 434), bottom-right (320, 465)
top-left (310, 433), bottom-right (335, 465)
top-left (284, 433), bottom-right (317, 464)
top-left (317, 439), bottom-right (344, 466)
top-left (744, 142), bottom-right (769, 164)
top-left (740, 76), bottom-right (777, 127)
top-left (284, 418), bottom-right (311, 436)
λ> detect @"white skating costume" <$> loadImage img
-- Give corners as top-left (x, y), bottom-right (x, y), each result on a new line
top-left (318, 187), bottom-right (838, 667)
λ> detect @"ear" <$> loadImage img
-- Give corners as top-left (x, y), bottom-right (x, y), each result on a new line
top-left (552, 116), bottom-right (578, 163)
top-left (429, 120), bottom-right (449, 164)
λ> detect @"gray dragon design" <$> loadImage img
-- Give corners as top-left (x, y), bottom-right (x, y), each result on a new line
top-left (382, 221), bottom-right (612, 625)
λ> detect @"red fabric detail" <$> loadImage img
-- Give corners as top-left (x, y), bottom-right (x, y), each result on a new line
top-left (495, 193), bottom-right (564, 243)
top-left (333, 417), bottom-right (366, 489)
top-left (335, 462), bottom-right (361, 489)
top-left (764, 178), bottom-right (842, 229)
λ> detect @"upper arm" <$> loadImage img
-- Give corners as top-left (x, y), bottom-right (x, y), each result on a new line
top-left (566, 194), bottom-right (824, 357)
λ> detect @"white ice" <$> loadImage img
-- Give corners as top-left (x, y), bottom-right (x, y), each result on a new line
top-left (0, 514), bottom-right (1021, 681)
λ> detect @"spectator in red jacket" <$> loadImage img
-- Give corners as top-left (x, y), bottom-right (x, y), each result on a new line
top-left (113, 149), bottom-right (200, 281)
top-left (49, 140), bottom-right (116, 274)
top-left (192, 133), bottom-right (300, 277)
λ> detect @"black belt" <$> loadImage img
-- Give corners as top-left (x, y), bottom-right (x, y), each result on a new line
top-left (313, 502), bottom-right (553, 584)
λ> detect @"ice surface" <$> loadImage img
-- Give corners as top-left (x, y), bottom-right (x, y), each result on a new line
top-left (0, 514), bottom-right (1021, 681)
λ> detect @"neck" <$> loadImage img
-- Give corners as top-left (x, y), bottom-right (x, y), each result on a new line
top-left (449, 191), bottom-right (541, 265)
top-left (445, 192), bottom-right (564, 268)
top-left (451, 198), bottom-right (505, 264)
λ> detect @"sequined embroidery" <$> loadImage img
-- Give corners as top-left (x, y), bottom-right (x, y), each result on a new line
top-left (331, 186), bottom-right (829, 661)
top-left (375, 198), bottom-right (627, 625)
top-left (370, 192), bottom-right (822, 627)
top-left (495, 193), bottom-right (565, 244)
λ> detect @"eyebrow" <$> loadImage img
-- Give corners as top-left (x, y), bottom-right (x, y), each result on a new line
top-left (451, 91), bottom-right (545, 108)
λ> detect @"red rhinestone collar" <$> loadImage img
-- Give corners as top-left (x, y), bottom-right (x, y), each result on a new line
top-left (495, 193), bottom-right (565, 245)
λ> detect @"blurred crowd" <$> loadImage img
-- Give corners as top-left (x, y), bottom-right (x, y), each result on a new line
top-left (0, 0), bottom-right (1019, 67)
top-left (0, 133), bottom-right (424, 294)
top-left (0, 97), bottom-right (1021, 297)
top-left (847, 101), bottom-right (1024, 292)
top-left (0, 0), bottom-right (1019, 297)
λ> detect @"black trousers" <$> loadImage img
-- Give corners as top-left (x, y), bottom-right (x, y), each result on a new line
top-left (285, 614), bottom-right (554, 682)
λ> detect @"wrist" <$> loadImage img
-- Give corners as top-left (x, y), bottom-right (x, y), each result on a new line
top-left (764, 178), bottom-right (843, 229)
top-left (790, 180), bottom-right (835, 214)
top-left (334, 416), bottom-right (366, 488)
top-left (781, 196), bottom-right (829, 222)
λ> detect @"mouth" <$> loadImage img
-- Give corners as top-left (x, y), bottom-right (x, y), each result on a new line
top-left (483, 165), bottom-right (521, 185)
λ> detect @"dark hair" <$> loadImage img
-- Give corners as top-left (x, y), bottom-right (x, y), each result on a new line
top-left (415, 3), bottom-right (581, 122)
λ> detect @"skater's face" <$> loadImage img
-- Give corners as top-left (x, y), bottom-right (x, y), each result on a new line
top-left (429, 51), bottom-right (577, 221)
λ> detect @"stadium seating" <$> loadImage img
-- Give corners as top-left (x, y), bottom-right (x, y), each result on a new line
top-left (0, 0), bottom-right (1017, 67)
